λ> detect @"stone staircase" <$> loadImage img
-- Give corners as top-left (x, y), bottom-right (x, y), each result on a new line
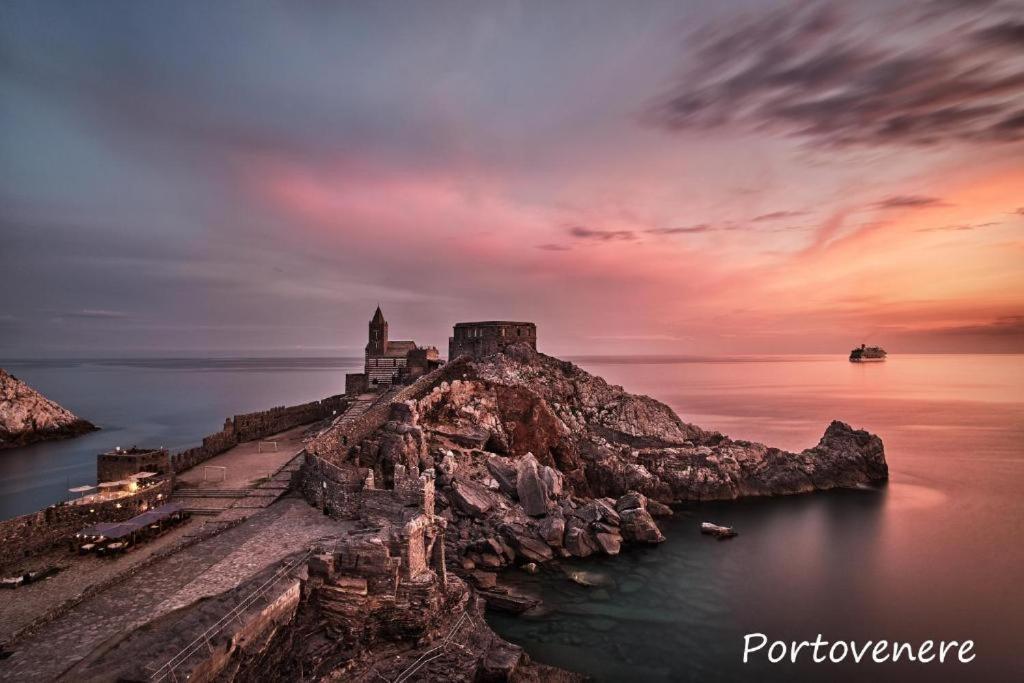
top-left (174, 488), bottom-right (253, 498)
top-left (313, 392), bottom-right (378, 438)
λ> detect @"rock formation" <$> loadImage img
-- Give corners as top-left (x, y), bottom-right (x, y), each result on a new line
top-left (314, 343), bottom-right (888, 583)
top-left (0, 368), bottom-right (96, 449)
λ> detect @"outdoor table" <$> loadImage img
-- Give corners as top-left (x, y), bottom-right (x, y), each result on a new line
top-left (79, 543), bottom-right (96, 553)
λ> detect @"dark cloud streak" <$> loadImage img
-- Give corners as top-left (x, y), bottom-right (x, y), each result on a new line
top-left (647, 1), bottom-right (1024, 147)
top-left (568, 226), bottom-right (636, 241)
top-left (752, 210), bottom-right (808, 221)
top-left (871, 195), bottom-right (947, 209)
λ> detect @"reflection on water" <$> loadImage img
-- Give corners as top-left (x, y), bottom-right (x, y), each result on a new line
top-left (490, 354), bottom-right (1024, 682)
top-left (884, 482), bottom-right (948, 510)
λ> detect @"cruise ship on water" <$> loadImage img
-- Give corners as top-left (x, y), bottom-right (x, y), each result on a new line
top-left (849, 344), bottom-right (887, 362)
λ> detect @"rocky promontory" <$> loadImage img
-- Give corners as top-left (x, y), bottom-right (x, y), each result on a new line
top-left (0, 368), bottom-right (96, 449)
top-left (313, 342), bottom-right (888, 589)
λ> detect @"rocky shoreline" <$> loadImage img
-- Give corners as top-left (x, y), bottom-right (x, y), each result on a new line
top-left (347, 345), bottom-right (886, 569)
top-left (0, 368), bottom-right (97, 450)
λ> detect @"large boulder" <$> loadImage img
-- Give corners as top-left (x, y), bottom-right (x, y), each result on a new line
top-left (486, 455), bottom-right (519, 498)
top-left (563, 517), bottom-right (599, 558)
top-left (502, 525), bottom-right (554, 563)
top-left (619, 507), bottom-right (665, 544)
top-left (450, 480), bottom-right (494, 517)
top-left (615, 491), bottom-right (647, 512)
top-left (515, 453), bottom-right (552, 517)
top-left (575, 499), bottom-right (620, 526)
top-left (538, 514), bottom-right (566, 548)
top-left (594, 531), bottom-right (622, 556)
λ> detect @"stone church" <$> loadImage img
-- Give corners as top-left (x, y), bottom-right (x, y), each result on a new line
top-left (345, 306), bottom-right (440, 392)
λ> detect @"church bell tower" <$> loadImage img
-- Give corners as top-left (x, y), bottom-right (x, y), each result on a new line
top-left (367, 306), bottom-right (388, 356)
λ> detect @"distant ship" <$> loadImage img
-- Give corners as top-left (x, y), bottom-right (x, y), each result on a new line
top-left (849, 344), bottom-right (887, 362)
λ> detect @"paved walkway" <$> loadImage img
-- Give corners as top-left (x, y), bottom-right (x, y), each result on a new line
top-left (0, 497), bottom-right (346, 682)
top-left (0, 520), bottom-right (198, 643)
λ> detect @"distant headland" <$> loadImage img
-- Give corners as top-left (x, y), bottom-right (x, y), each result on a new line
top-left (0, 368), bottom-right (96, 450)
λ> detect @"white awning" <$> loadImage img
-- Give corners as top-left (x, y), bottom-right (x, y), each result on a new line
top-left (129, 472), bottom-right (158, 479)
top-left (97, 480), bottom-right (127, 488)
top-left (68, 485), bottom-right (97, 493)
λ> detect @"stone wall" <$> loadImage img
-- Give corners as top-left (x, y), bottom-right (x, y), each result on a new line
top-left (0, 478), bottom-right (172, 568)
top-left (299, 455), bottom-right (366, 520)
top-left (233, 396), bottom-right (346, 442)
top-left (169, 419), bottom-right (238, 473)
top-left (169, 394), bottom-right (348, 473)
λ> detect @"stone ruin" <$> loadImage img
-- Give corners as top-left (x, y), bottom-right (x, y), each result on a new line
top-left (290, 427), bottom-right (462, 675)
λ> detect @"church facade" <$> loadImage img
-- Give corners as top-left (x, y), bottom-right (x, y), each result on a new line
top-left (345, 307), bottom-right (440, 393)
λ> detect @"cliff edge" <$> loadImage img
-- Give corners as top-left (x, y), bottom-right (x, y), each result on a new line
top-left (0, 368), bottom-right (97, 449)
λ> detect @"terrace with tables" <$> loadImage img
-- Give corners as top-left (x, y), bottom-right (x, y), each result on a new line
top-left (66, 471), bottom-right (165, 507)
top-left (75, 503), bottom-right (188, 556)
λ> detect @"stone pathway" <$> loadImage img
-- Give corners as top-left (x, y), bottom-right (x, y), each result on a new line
top-left (312, 392), bottom-right (377, 438)
top-left (0, 521), bottom-right (199, 643)
top-left (0, 498), bottom-right (346, 682)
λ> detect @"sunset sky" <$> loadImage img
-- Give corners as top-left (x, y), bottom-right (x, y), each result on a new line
top-left (2, 1), bottom-right (1022, 357)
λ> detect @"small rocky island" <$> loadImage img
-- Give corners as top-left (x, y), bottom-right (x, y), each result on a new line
top-left (0, 314), bottom-right (887, 681)
top-left (0, 368), bottom-right (96, 449)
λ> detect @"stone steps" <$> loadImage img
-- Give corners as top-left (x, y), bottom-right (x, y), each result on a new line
top-left (174, 489), bottom-right (252, 498)
top-left (181, 508), bottom-right (228, 516)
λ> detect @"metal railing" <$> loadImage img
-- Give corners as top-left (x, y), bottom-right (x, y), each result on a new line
top-left (389, 607), bottom-right (470, 683)
top-left (148, 548), bottom-right (313, 682)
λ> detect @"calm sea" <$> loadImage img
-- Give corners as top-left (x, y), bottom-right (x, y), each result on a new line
top-left (490, 354), bottom-right (1024, 682)
top-left (1, 354), bottom-right (1021, 681)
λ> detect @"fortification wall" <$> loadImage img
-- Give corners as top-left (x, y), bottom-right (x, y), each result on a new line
top-left (0, 478), bottom-right (172, 568)
top-left (170, 394), bottom-right (348, 473)
top-left (170, 421), bottom-right (238, 473)
top-left (233, 395), bottom-right (346, 442)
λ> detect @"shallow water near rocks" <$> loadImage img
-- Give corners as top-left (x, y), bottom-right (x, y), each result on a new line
top-left (487, 354), bottom-right (1024, 682)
